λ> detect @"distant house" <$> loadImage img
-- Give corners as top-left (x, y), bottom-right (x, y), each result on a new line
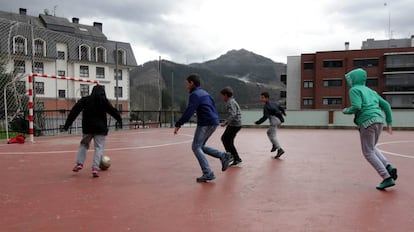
top-left (287, 39), bottom-right (414, 110)
top-left (0, 8), bottom-right (137, 112)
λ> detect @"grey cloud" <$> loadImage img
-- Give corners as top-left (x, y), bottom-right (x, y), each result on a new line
top-left (2, 0), bottom-right (183, 24)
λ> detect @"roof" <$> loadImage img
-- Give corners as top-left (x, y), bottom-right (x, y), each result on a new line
top-left (0, 9), bottom-right (137, 67)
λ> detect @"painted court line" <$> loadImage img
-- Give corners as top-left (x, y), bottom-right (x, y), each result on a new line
top-left (377, 140), bottom-right (414, 159)
top-left (0, 133), bottom-right (193, 155)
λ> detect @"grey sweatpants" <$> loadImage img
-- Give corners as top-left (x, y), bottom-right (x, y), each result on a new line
top-left (267, 116), bottom-right (282, 149)
top-left (77, 134), bottom-right (106, 169)
top-left (359, 123), bottom-right (390, 179)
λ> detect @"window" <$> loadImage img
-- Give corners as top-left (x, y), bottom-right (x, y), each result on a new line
top-left (36, 102), bottom-right (45, 110)
top-left (385, 94), bottom-right (414, 108)
top-left (34, 82), bottom-right (44, 94)
top-left (96, 67), bottom-right (105, 79)
top-left (114, 86), bottom-right (123, 98)
top-left (57, 51), bottom-right (65, 60)
top-left (385, 54), bottom-right (414, 70)
top-left (280, 74), bottom-right (286, 84)
top-left (323, 79), bottom-right (342, 87)
top-left (58, 70), bottom-right (65, 76)
top-left (79, 45), bottom-right (90, 61)
top-left (33, 62), bottom-right (44, 74)
top-left (14, 60), bottom-right (25, 74)
top-left (16, 81), bottom-right (26, 94)
top-left (322, 98), bottom-right (342, 105)
top-left (303, 98), bottom-right (314, 106)
top-left (114, 69), bottom-right (122, 80)
top-left (58, 89), bottom-right (66, 98)
top-left (323, 60), bottom-right (343, 68)
top-left (80, 65), bottom-right (89, 77)
top-left (114, 49), bottom-right (126, 65)
top-left (14, 36), bottom-right (26, 55)
top-left (116, 104), bottom-right (123, 111)
top-left (303, 62), bottom-right (314, 70)
top-left (303, 81), bottom-right (314, 88)
top-left (366, 78), bottom-right (378, 87)
top-left (34, 39), bottom-right (45, 57)
top-left (384, 73), bottom-right (414, 91)
top-left (280, 91), bottom-right (286, 98)
top-left (353, 59), bottom-right (379, 67)
top-left (96, 47), bottom-right (106, 63)
top-left (80, 84), bottom-right (89, 97)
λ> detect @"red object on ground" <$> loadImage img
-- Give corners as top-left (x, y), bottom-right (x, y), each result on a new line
top-left (7, 134), bottom-right (26, 144)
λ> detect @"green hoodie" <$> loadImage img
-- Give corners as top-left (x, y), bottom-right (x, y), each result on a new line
top-left (343, 68), bottom-right (392, 128)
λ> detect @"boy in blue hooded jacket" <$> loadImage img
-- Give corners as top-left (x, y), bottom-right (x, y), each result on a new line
top-left (174, 74), bottom-right (233, 183)
top-left (343, 68), bottom-right (397, 190)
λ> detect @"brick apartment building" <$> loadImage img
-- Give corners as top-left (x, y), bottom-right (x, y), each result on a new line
top-left (287, 38), bottom-right (414, 110)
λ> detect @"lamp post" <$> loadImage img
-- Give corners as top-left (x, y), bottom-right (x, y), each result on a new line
top-left (384, 2), bottom-right (391, 47)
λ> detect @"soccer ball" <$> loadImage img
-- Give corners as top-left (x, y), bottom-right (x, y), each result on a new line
top-left (99, 156), bottom-right (111, 170)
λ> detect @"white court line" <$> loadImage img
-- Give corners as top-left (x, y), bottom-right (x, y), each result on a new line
top-left (0, 133), bottom-right (193, 155)
top-left (377, 140), bottom-right (414, 159)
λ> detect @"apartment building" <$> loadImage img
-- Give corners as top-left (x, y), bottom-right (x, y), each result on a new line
top-left (0, 8), bottom-right (137, 112)
top-left (287, 39), bottom-right (414, 110)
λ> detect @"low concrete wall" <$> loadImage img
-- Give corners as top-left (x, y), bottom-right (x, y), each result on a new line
top-left (241, 109), bottom-right (414, 129)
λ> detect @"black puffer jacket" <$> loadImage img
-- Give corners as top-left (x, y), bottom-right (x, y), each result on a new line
top-left (64, 85), bottom-right (122, 135)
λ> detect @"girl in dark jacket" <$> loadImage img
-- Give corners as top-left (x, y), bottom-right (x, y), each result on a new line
top-left (63, 85), bottom-right (122, 177)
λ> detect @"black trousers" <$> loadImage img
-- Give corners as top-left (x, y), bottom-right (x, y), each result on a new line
top-left (221, 125), bottom-right (242, 161)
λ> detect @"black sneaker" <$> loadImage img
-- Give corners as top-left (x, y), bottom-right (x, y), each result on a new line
top-left (271, 144), bottom-right (277, 152)
top-left (274, 148), bottom-right (285, 159)
top-left (196, 173), bottom-right (216, 182)
top-left (386, 164), bottom-right (398, 180)
top-left (221, 152), bottom-right (233, 171)
top-left (230, 160), bottom-right (242, 167)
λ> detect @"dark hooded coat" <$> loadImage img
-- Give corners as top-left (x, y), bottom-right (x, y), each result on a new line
top-left (64, 85), bottom-right (122, 135)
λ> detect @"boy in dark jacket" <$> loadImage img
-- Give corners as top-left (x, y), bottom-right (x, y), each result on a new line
top-left (63, 85), bottom-right (122, 177)
top-left (255, 92), bottom-right (286, 158)
top-left (174, 74), bottom-right (233, 183)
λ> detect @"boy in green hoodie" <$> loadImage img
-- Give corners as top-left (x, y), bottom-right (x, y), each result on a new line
top-left (343, 68), bottom-right (397, 190)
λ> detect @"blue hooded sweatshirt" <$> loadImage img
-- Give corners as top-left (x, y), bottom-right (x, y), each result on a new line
top-left (175, 87), bottom-right (219, 127)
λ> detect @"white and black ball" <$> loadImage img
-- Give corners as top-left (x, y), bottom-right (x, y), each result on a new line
top-left (99, 155), bottom-right (111, 170)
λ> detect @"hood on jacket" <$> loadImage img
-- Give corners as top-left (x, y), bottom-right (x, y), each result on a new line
top-left (90, 84), bottom-right (108, 106)
top-left (91, 85), bottom-right (106, 97)
top-left (345, 68), bottom-right (367, 87)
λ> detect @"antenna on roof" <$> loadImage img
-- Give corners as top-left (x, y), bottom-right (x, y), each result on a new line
top-left (43, 8), bottom-right (49, 15)
top-left (53, 5), bottom-right (57, 16)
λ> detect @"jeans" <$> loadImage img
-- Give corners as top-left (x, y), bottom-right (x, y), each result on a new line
top-left (221, 126), bottom-right (242, 161)
top-left (192, 125), bottom-right (225, 174)
top-left (76, 134), bottom-right (106, 169)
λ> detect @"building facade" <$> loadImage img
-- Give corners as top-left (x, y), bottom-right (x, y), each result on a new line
top-left (0, 8), bottom-right (137, 112)
top-left (287, 39), bottom-right (414, 110)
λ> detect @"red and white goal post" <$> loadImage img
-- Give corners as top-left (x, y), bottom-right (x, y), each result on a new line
top-left (28, 73), bottom-right (99, 142)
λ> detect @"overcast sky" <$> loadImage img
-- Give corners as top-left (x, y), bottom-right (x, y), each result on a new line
top-left (1, 0), bottom-right (413, 65)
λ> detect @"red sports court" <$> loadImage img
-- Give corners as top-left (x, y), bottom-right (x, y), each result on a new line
top-left (1, 127), bottom-right (413, 231)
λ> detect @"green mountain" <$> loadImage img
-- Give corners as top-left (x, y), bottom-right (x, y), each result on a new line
top-left (129, 49), bottom-right (286, 112)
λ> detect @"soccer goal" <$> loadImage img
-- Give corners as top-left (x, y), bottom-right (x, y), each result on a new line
top-left (26, 73), bottom-right (99, 142)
